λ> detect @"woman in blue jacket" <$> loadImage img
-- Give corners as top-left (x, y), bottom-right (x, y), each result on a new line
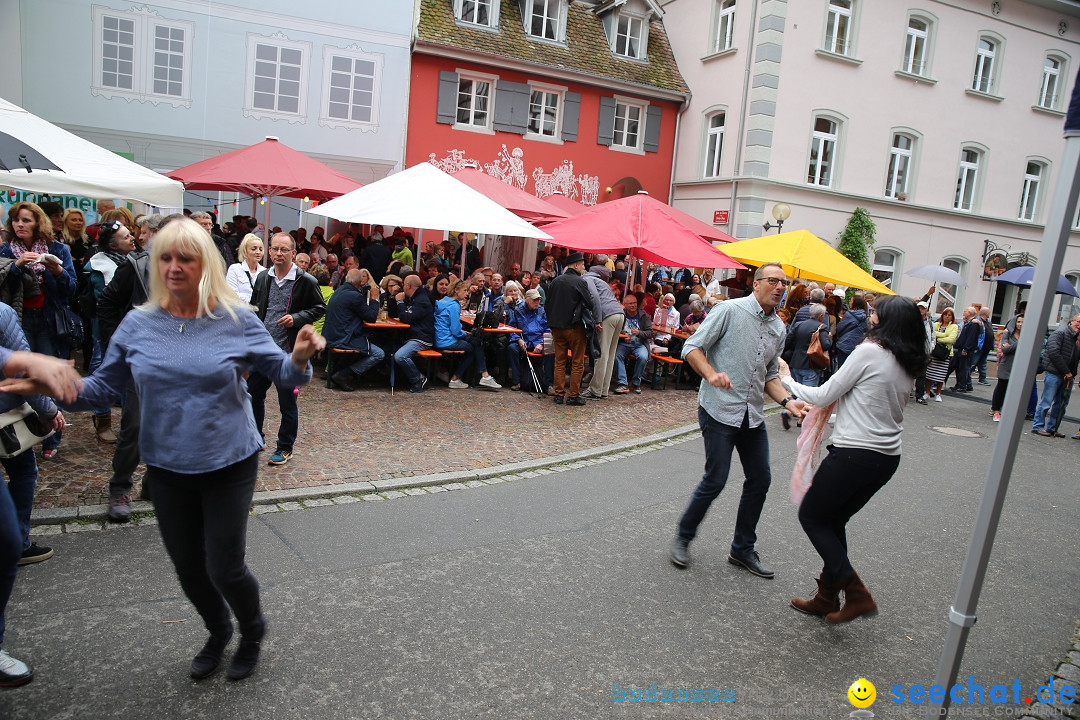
top-left (831, 294), bottom-right (869, 369)
top-left (434, 279), bottom-right (501, 390)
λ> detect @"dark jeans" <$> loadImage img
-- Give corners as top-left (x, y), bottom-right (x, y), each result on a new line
top-left (798, 446), bottom-right (900, 582)
top-left (991, 378), bottom-right (1009, 412)
top-left (676, 408), bottom-right (771, 557)
top-left (440, 336), bottom-right (488, 379)
top-left (23, 308), bottom-right (62, 451)
top-left (507, 345), bottom-right (554, 389)
top-left (975, 343), bottom-right (992, 382)
top-left (393, 339), bottom-right (428, 386)
top-left (0, 463), bottom-right (23, 644)
top-left (248, 371), bottom-right (298, 452)
top-left (3, 449), bottom-right (39, 552)
top-left (952, 352), bottom-right (973, 390)
top-left (109, 381), bottom-right (142, 495)
top-left (148, 453), bottom-right (265, 641)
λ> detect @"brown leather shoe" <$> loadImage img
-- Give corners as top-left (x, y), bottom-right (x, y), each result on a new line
top-left (791, 575), bottom-right (841, 616)
top-left (826, 571), bottom-right (877, 623)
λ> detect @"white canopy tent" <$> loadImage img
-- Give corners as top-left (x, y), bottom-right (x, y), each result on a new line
top-left (0, 97), bottom-right (184, 209)
top-left (305, 162), bottom-right (552, 240)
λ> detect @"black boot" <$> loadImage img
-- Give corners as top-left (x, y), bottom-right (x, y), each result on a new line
top-left (190, 630), bottom-right (233, 679)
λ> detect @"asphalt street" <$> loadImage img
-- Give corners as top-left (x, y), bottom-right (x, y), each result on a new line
top-left (3, 393), bottom-right (1078, 719)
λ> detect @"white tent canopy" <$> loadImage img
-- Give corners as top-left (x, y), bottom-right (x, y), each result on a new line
top-left (306, 162), bottom-right (552, 240)
top-left (0, 97), bottom-right (184, 209)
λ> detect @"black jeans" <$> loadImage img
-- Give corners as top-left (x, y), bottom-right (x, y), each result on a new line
top-left (247, 371), bottom-right (298, 452)
top-left (109, 380), bottom-right (141, 494)
top-left (797, 446), bottom-right (900, 583)
top-left (148, 453), bottom-right (265, 641)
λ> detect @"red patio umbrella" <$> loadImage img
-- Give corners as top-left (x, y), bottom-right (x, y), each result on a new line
top-left (540, 191), bottom-right (588, 217)
top-left (540, 191), bottom-right (744, 271)
top-left (450, 167), bottom-right (568, 223)
top-left (167, 136), bottom-right (363, 244)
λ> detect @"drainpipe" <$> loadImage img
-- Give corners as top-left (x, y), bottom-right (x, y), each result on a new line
top-left (668, 92), bottom-right (692, 205)
top-left (727, 0), bottom-right (761, 239)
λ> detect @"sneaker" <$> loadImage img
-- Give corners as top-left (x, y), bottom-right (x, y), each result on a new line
top-left (18, 543), bottom-right (53, 566)
top-left (436, 369), bottom-right (450, 384)
top-left (478, 375), bottom-right (502, 390)
top-left (448, 379), bottom-right (469, 389)
top-left (993, 412), bottom-right (1001, 422)
top-left (41, 449), bottom-right (57, 460)
top-left (632, 385), bottom-right (641, 394)
top-left (978, 380), bottom-right (991, 385)
top-left (1071, 431), bottom-right (1080, 439)
top-left (579, 389), bottom-right (601, 400)
top-left (268, 449), bottom-right (292, 466)
top-left (934, 394), bottom-right (942, 403)
top-left (0, 649), bottom-right (33, 687)
top-left (921, 394), bottom-right (929, 401)
top-left (107, 493), bottom-right (132, 523)
top-left (614, 385), bottom-right (629, 394)
top-left (409, 377), bottom-right (428, 394)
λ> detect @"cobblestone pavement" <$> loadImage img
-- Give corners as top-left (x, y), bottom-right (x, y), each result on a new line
top-left (31, 367), bottom-right (701, 511)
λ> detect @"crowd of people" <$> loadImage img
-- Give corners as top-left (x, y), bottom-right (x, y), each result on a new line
top-left (1, 197), bottom-right (1077, 689)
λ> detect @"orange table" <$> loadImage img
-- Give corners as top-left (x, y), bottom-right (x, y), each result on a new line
top-left (364, 319), bottom-right (410, 389)
top-left (460, 315), bottom-right (520, 334)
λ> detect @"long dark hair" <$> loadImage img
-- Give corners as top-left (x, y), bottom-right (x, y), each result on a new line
top-left (865, 295), bottom-right (927, 377)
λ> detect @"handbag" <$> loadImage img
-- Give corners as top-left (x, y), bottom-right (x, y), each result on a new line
top-left (0, 404), bottom-right (55, 459)
top-left (807, 325), bottom-right (831, 369)
top-left (931, 342), bottom-right (949, 361)
top-left (54, 305), bottom-right (85, 346)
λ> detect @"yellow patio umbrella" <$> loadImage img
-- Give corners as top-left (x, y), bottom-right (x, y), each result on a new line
top-left (718, 229), bottom-right (894, 294)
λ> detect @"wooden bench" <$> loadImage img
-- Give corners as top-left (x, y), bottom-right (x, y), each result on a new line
top-left (649, 352), bottom-right (684, 391)
top-left (416, 348), bottom-right (442, 384)
top-left (325, 347), bottom-right (364, 388)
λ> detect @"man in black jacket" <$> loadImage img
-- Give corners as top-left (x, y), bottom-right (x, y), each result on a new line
top-left (249, 233), bottom-right (326, 465)
top-left (950, 307), bottom-right (981, 392)
top-left (388, 274), bottom-right (435, 393)
top-left (1032, 314), bottom-right (1080, 436)
top-left (322, 269), bottom-right (384, 392)
top-left (545, 252), bottom-right (600, 406)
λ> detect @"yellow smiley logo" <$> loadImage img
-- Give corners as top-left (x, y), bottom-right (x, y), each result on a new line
top-left (848, 678), bottom-right (876, 709)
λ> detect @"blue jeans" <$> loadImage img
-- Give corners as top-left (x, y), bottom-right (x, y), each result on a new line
top-left (247, 371), bottom-right (298, 452)
top-left (615, 343), bottom-right (649, 388)
top-left (789, 367), bottom-right (821, 387)
top-left (676, 407), bottom-right (771, 556)
top-left (975, 344), bottom-right (991, 382)
top-left (393, 339), bottom-right (428, 386)
top-left (1033, 373), bottom-right (1069, 433)
top-left (3, 449), bottom-right (38, 553)
top-left (0, 469), bottom-right (22, 644)
top-left (343, 343), bottom-right (385, 378)
top-left (23, 309), bottom-right (62, 450)
top-left (440, 336), bottom-right (487, 379)
top-left (507, 345), bottom-right (553, 388)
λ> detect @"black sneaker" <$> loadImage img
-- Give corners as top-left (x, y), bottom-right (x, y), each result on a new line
top-left (567, 396), bottom-right (587, 406)
top-left (409, 376), bottom-right (428, 394)
top-left (0, 649), bottom-right (33, 687)
top-left (18, 544), bottom-right (53, 566)
top-left (727, 550), bottom-right (775, 579)
top-left (107, 493), bottom-right (132, 524)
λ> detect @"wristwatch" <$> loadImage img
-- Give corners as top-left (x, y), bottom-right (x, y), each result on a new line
top-left (779, 396), bottom-right (794, 408)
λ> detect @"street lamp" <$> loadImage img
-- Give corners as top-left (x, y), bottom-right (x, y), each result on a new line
top-left (762, 202), bottom-right (790, 233)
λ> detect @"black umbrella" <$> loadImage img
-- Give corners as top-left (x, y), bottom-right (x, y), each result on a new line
top-left (0, 130), bottom-right (62, 173)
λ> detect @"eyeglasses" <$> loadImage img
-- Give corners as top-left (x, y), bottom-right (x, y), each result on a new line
top-left (757, 276), bottom-right (790, 287)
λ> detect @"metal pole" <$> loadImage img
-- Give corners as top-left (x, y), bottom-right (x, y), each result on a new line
top-left (925, 86), bottom-right (1080, 716)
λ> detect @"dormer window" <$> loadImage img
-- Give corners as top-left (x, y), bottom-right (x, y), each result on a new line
top-left (455, 0), bottom-right (497, 28)
top-left (523, 0), bottom-right (564, 41)
top-left (615, 13), bottom-right (645, 58)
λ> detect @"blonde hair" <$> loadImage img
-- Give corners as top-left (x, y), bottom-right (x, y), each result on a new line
top-left (61, 208), bottom-right (89, 245)
top-left (357, 268), bottom-right (377, 293)
top-left (141, 217), bottom-right (250, 321)
top-left (380, 273), bottom-right (403, 291)
top-left (100, 207), bottom-right (136, 234)
top-left (237, 233), bottom-right (262, 263)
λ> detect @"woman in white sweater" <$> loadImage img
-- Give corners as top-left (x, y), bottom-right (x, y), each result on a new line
top-left (225, 234), bottom-right (266, 303)
top-left (779, 295), bottom-right (927, 623)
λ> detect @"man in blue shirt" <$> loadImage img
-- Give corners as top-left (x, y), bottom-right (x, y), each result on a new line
top-left (670, 263), bottom-right (808, 578)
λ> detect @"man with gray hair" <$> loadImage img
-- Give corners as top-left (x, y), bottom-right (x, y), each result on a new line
top-left (322, 269), bottom-right (385, 391)
top-left (580, 264), bottom-right (624, 400)
top-left (784, 303), bottom-right (833, 388)
top-left (190, 211), bottom-right (234, 271)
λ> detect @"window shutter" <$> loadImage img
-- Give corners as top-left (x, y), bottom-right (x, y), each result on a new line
top-left (561, 92), bottom-right (581, 142)
top-left (436, 70), bottom-right (459, 124)
top-left (494, 80), bottom-right (529, 134)
top-left (597, 96), bottom-right (616, 146)
top-left (644, 105), bottom-right (663, 153)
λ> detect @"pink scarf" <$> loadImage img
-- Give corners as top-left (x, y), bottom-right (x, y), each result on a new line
top-left (790, 401), bottom-right (837, 505)
top-left (9, 238), bottom-right (49, 286)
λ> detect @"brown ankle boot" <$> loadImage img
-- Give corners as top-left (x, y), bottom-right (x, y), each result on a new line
top-left (826, 571), bottom-right (877, 623)
top-left (791, 575), bottom-right (841, 616)
top-left (93, 414), bottom-right (118, 444)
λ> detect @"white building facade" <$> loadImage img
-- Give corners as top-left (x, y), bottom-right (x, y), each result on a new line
top-left (662, 0), bottom-right (1080, 324)
top-left (0, 0), bottom-right (412, 227)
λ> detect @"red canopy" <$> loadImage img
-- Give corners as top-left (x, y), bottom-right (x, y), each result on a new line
top-left (167, 136), bottom-right (362, 200)
top-left (540, 191), bottom-right (589, 216)
top-left (540, 192), bottom-right (744, 270)
top-left (451, 167), bottom-right (567, 223)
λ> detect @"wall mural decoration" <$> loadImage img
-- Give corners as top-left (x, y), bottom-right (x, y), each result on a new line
top-left (427, 145), bottom-right (599, 206)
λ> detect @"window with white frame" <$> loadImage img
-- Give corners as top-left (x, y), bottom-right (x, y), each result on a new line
top-left (954, 147), bottom-right (981, 212)
top-left (714, 0), bottom-right (736, 53)
top-left (320, 46), bottom-right (382, 130)
top-left (872, 250), bottom-right (898, 288)
top-left (456, 76), bottom-right (492, 128)
top-left (703, 111), bottom-right (725, 178)
top-left (972, 37), bottom-right (997, 94)
top-left (244, 35), bottom-right (309, 121)
top-left (458, 0), bottom-right (494, 27)
top-left (902, 16), bottom-right (929, 75)
top-left (807, 117), bottom-right (838, 187)
top-left (613, 100), bottom-right (644, 150)
top-left (824, 0), bottom-right (852, 56)
top-left (528, 87), bottom-right (560, 138)
top-left (885, 133), bottom-right (914, 199)
top-left (1019, 161), bottom-right (1046, 221)
top-left (615, 13), bottom-right (645, 58)
top-left (92, 6), bottom-right (193, 106)
top-left (1057, 274), bottom-right (1080, 324)
top-left (528, 0), bottom-right (562, 41)
top-left (937, 258), bottom-right (965, 314)
top-left (1039, 55), bottom-right (1064, 110)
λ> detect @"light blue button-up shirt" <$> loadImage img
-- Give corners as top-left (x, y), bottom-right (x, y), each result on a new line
top-left (682, 294), bottom-right (786, 428)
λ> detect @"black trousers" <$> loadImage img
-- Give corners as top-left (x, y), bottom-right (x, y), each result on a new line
top-left (109, 381), bottom-right (141, 494)
top-left (148, 453), bottom-right (265, 641)
top-left (797, 446), bottom-right (900, 583)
